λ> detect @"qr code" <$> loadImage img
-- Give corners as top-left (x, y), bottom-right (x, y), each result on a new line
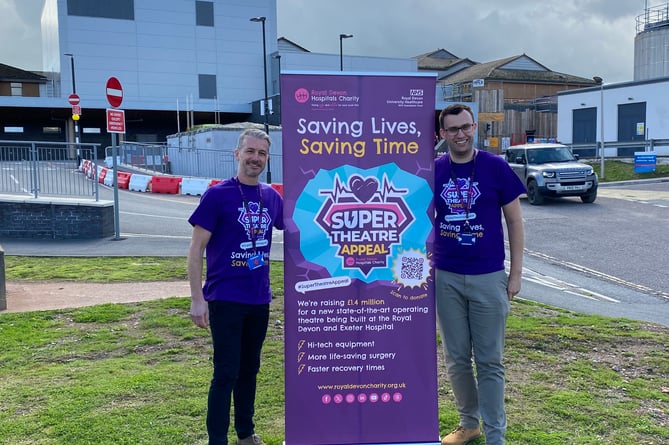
top-left (400, 256), bottom-right (424, 280)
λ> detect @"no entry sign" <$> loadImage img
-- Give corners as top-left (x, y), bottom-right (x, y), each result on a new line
top-left (68, 93), bottom-right (80, 106)
top-left (105, 77), bottom-right (123, 108)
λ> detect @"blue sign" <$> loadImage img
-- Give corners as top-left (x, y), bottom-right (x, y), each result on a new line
top-left (634, 152), bottom-right (656, 173)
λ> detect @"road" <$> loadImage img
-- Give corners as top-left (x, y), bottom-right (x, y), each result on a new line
top-left (2, 178), bottom-right (668, 326)
top-left (516, 180), bottom-right (669, 326)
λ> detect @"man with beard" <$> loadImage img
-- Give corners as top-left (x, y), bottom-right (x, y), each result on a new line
top-left (188, 128), bottom-right (284, 445)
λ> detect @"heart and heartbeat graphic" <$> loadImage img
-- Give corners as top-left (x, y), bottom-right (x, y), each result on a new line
top-left (348, 175), bottom-right (379, 203)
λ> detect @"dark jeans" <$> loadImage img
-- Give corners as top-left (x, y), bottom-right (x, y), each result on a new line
top-left (206, 300), bottom-right (269, 445)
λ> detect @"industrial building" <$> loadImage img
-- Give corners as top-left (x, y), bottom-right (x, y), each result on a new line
top-left (557, 3), bottom-right (669, 156)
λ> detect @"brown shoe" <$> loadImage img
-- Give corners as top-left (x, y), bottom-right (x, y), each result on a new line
top-left (236, 434), bottom-right (265, 445)
top-left (441, 425), bottom-right (481, 445)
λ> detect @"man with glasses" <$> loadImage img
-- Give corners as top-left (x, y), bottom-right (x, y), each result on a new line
top-left (434, 104), bottom-right (525, 445)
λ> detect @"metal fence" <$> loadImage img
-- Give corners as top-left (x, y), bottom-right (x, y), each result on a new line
top-left (108, 142), bottom-right (284, 182)
top-left (569, 139), bottom-right (669, 158)
top-left (0, 141), bottom-right (101, 200)
top-left (166, 146), bottom-right (237, 179)
top-left (106, 142), bottom-right (168, 174)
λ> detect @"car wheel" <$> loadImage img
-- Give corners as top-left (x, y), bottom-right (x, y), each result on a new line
top-left (527, 180), bottom-right (544, 205)
top-left (581, 191), bottom-right (597, 203)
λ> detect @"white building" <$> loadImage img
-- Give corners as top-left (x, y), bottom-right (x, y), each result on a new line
top-left (557, 4), bottom-right (669, 157)
top-left (558, 77), bottom-right (669, 157)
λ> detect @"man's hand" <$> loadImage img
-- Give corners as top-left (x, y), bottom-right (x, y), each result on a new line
top-left (507, 274), bottom-right (521, 301)
top-left (190, 298), bottom-right (209, 329)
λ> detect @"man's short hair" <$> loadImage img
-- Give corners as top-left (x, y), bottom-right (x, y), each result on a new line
top-left (237, 128), bottom-right (271, 149)
top-left (439, 103), bottom-right (475, 129)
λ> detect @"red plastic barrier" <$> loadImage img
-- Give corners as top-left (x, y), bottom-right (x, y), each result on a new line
top-left (271, 183), bottom-right (283, 197)
top-left (98, 168), bottom-right (108, 183)
top-left (209, 179), bottom-right (223, 187)
top-left (117, 171), bottom-right (132, 189)
top-left (151, 176), bottom-right (182, 194)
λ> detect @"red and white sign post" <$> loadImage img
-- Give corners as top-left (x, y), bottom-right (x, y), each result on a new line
top-left (106, 76), bottom-right (125, 241)
top-left (69, 93), bottom-right (81, 117)
top-left (106, 109), bottom-right (126, 133)
top-left (67, 93), bottom-right (81, 147)
top-left (105, 77), bottom-right (125, 133)
top-left (68, 93), bottom-right (80, 106)
top-left (105, 77), bottom-right (123, 108)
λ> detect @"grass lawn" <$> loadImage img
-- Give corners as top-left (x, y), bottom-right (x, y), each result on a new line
top-left (588, 158), bottom-right (669, 182)
top-left (1, 258), bottom-right (668, 445)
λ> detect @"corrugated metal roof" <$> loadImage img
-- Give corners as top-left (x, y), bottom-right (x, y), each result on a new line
top-left (438, 54), bottom-right (597, 85)
top-left (0, 63), bottom-right (47, 83)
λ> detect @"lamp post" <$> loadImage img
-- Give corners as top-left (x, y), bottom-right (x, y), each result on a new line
top-left (64, 54), bottom-right (79, 139)
top-left (64, 53), bottom-right (81, 164)
top-left (339, 34), bottom-right (353, 71)
top-left (273, 54), bottom-right (281, 96)
top-left (250, 16), bottom-right (271, 183)
top-left (593, 76), bottom-right (605, 179)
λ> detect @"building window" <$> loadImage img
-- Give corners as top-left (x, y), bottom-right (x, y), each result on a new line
top-left (4, 127), bottom-right (24, 133)
top-left (199, 74), bottom-right (217, 99)
top-left (196, 1), bottom-right (214, 26)
top-left (9, 82), bottom-right (23, 96)
top-left (10, 83), bottom-right (22, 96)
top-left (67, 0), bottom-right (134, 20)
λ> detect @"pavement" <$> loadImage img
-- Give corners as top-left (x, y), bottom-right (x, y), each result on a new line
top-left (3, 280), bottom-right (191, 313)
top-left (0, 231), bottom-right (284, 314)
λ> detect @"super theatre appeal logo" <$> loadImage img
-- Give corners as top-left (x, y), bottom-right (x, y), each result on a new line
top-left (315, 174), bottom-right (413, 275)
top-left (440, 177), bottom-right (481, 220)
top-left (236, 201), bottom-right (272, 250)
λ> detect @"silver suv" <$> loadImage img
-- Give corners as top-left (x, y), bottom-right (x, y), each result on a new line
top-left (505, 143), bottom-right (598, 205)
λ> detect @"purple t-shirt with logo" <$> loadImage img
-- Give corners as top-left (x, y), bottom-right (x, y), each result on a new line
top-left (188, 178), bottom-right (284, 304)
top-left (434, 149), bottom-right (525, 275)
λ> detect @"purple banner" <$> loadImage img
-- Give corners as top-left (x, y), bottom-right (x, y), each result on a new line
top-left (282, 73), bottom-right (438, 445)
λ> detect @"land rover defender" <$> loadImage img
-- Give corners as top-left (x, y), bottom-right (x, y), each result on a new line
top-left (505, 143), bottom-right (598, 205)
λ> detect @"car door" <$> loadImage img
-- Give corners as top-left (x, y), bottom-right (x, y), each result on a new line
top-left (506, 148), bottom-right (526, 183)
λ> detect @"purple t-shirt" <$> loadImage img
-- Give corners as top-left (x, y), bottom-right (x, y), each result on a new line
top-left (188, 177), bottom-right (284, 304)
top-left (434, 149), bottom-right (525, 275)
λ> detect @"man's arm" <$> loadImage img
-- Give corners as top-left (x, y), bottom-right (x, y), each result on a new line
top-left (188, 224), bottom-right (212, 329)
top-left (502, 197), bottom-right (524, 300)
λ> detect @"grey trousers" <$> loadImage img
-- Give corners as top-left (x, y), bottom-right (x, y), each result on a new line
top-left (435, 268), bottom-right (510, 445)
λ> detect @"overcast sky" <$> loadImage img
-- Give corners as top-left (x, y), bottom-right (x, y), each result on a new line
top-left (0, 0), bottom-right (663, 84)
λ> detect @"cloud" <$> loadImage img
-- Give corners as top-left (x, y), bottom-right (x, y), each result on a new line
top-left (275, 0), bottom-right (652, 82)
top-left (0, 0), bottom-right (43, 70)
top-left (0, 0), bottom-right (661, 83)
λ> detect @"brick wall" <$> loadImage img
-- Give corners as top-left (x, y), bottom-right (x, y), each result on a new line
top-left (0, 198), bottom-right (114, 239)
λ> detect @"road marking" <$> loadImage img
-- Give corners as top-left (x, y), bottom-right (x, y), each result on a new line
top-left (119, 210), bottom-right (188, 221)
top-left (8, 174), bottom-right (30, 193)
top-left (520, 248), bottom-right (669, 301)
top-left (518, 263), bottom-right (620, 302)
top-left (121, 233), bottom-right (192, 239)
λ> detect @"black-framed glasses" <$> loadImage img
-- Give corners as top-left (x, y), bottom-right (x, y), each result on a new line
top-left (444, 123), bottom-right (475, 135)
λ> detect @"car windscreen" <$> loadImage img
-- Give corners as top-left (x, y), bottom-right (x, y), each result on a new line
top-left (527, 147), bottom-right (576, 164)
